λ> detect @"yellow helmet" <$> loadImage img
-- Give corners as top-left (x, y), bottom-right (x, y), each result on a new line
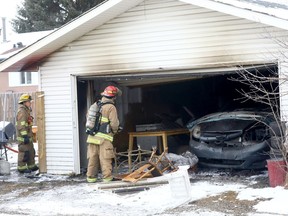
top-left (18, 94), bottom-right (32, 104)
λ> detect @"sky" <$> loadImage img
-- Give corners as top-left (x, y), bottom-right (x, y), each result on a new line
top-left (0, 0), bottom-right (51, 54)
top-left (0, 0), bottom-right (23, 36)
top-left (0, 0), bottom-right (22, 18)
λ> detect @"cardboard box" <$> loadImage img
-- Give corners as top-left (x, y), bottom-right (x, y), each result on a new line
top-left (136, 124), bottom-right (163, 150)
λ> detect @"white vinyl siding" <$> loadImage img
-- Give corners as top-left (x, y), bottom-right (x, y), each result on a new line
top-left (40, 70), bottom-right (75, 174)
top-left (39, 0), bottom-right (288, 174)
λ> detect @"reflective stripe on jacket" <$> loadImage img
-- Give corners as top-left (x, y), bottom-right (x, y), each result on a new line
top-left (87, 132), bottom-right (113, 144)
top-left (101, 116), bottom-right (109, 123)
top-left (17, 136), bottom-right (33, 142)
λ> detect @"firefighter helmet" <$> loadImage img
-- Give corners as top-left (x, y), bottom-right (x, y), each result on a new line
top-left (101, 86), bottom-right (122, 97)
top-left (18, 94), bottom-right (32, 104)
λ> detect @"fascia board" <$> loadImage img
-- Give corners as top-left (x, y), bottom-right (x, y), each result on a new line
top-left (180, 0), bottom-right (288, 31)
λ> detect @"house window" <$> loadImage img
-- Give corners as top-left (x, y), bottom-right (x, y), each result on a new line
top-left (20, 72), bottom-right (32, 84)
top-left (8, 72), bottom-right (38, 86)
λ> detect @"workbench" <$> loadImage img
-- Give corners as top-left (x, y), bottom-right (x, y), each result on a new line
top-left (115, 128), bottom-right (190, 172)
top-left (128, 128), bottom-right (190, 153)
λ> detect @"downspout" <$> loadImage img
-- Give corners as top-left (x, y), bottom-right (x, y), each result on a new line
top-left (1, 17), bottom-right (7, 43)
top-left (0, 93), bottom-right (7, 156)
top-left (3, 93), bottom-right (7, 129)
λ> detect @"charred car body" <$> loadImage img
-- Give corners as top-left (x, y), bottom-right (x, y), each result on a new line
top-left (186, 111), bottom-right (284, 169)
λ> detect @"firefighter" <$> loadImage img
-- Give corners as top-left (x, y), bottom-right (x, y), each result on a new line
top-left (86, 86), bottom-right (122, 183)
top-left (16, 93), bottom-right (38, 173)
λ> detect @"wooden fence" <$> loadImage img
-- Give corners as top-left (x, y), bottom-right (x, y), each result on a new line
top-left (0, 92), bottom-right (37, 141)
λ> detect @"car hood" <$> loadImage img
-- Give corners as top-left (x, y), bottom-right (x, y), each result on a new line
top-left (186, 111), bottom-right (274, 131)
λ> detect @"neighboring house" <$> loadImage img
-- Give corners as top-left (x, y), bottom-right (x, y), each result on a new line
top-left (0, 31), bottom-right (52, 93)
top-left (1, 0), bottom-right (288, 175)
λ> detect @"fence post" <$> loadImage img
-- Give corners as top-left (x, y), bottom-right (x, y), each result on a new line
top-left (36, 91), bottom-right (47, 173)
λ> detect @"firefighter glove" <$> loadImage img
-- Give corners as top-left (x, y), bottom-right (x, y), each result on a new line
top-left (23, 136), bottom-right (30, 144)
top-left (117, 126), bottom-right (123, 133)
top-left (86, 128), bottom-right (95, 135)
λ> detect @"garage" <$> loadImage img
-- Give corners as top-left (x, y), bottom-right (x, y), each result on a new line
top-left (1, 0), bottom-right (288, 174)
top-left (77, 64), bottom-right (279, 170)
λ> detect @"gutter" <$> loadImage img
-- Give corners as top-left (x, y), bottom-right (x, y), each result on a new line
top-left (180, 0), bottom-right (288, 31)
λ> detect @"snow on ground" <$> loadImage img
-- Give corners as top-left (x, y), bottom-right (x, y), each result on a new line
top-left (1, 177), bottom-right (288, 216)
top-left (238, 186), bottom-right (288, 215)
top-left (1, 143), bottom-right (288, 216)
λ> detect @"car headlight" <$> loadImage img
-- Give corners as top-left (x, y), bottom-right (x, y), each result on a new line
top-left (192, 125), bottom-right (201, 139)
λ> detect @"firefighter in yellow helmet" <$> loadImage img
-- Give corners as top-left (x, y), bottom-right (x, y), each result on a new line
top-left (86, 86), bottom-right (122, 183)
top-left (16, 94), bottom-right (38, 173)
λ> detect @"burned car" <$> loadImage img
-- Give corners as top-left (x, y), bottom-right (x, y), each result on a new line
top-left (186, 111), bottom-right (283, 169)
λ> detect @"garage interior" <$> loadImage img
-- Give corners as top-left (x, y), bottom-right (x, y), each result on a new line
top-left (77, 64), bottom-right (279, 170)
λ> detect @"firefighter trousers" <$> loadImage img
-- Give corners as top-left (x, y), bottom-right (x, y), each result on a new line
top-left (18, 142), bottom-right (36, 171)
top-left (87, 140), bottom-right (115, 179)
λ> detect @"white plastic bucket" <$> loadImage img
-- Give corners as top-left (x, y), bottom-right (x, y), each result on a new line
top-left (0, 160), bottom-right (10, 175)
top-left (166, 165), bottom-right (192, 199)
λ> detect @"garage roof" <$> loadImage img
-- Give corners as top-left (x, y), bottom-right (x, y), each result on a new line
top-left (0, 0), bottom-right (288, 73)
top-left (181, 0), bottom-right (288, 30)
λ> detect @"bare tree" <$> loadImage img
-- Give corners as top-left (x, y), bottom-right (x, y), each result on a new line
top-left (230, 63), bottom-right (288, 186)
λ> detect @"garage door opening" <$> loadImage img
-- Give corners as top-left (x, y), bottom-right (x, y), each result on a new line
top-left (77, 64), bottom-right (279, 171)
